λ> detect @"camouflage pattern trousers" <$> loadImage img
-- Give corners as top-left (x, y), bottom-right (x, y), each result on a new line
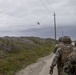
top-left (63, 71), bottom-right (75, 75)
top-left (57, 64), bottom-right (63, 75)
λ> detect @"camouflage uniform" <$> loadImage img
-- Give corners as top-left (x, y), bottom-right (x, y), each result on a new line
top-left (53, 37), bottom-right (64, 75)
top-left (74, 42), bottom-right (76, 47)
top-left (63, 51), bottom-right (76, 75)
top-left (53, 42), bottom-right (64, 53)
top-left (53, 37), bottom-right (63, 53)
top-left (49, 36), bottom-right (74, 75)
top-left (73, 42), bottom-right (76, 50)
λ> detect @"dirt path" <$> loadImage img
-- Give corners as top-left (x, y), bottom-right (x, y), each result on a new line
top-left (15, 53), bottom-right (58, 75)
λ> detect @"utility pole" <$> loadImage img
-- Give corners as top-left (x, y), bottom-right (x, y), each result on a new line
top-left (54, 12), bottom-right (56, 45)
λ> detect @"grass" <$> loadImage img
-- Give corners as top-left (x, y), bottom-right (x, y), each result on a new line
top-left (0, 37), bottom-right (55, 75)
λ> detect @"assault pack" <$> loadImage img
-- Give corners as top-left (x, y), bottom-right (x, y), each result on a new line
top-left (60, 44), bottom-right (73, 65)
top-left (63, 51), bottom-right (76, 75)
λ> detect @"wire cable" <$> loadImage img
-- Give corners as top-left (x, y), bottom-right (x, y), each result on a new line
top-left (39, 0), bottom-right (57, 42)
top-left (46, 0), bottom-right (55, 12)
top-left (40, 0), bottom-right (52, 14)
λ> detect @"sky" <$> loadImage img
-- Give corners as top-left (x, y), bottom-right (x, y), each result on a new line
top-left (0, 0), bottom-right (76, 40)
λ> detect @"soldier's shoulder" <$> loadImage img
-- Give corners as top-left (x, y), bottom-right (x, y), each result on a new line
top-left (69, 51), bottom-right (76, 56)
top-left (62, 44), bottom-right (73, 48)
top-left (56, 47), bottom-right (62, 53)
top-left (67, 51), bottom-right (76, 61)
top-left (55, 44), bottom-right (58, 47)
top-left (73, 47), bottom-right (76, 50)
top-left (57, 47), bottom-right (62, 50)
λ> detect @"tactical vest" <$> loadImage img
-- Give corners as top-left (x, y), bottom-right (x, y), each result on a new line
top-left (60, 44), bottom-right (73, 65)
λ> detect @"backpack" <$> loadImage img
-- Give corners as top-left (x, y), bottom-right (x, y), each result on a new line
top-left (60, 44), bottom-right (73, 65)
top-left (64, 51), bottom-right (76, 75)
top-left (70, 51), bottom-right (76, 75)
top-left (69, 51), bottom-right (76, 61)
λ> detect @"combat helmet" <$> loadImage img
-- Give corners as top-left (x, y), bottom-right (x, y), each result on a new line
top-left (58, 37), bottom-right (63, 42)
top-left (62, 36), bottom-right (72, 44)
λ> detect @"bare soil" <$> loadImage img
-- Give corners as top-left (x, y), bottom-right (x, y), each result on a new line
top-left (15, 53), bottom-right (58, 75)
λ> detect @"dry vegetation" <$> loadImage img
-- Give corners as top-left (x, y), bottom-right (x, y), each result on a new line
top-left (0, 36), bottom-right (55, 75)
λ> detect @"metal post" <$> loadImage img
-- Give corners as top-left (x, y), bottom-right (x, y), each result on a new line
top-left (54, 12), bottom-right (56, 44)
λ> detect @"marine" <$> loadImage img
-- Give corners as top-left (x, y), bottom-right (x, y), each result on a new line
top-left (49, 36), bottom-right (74, 75)
top-left (53, 37), bottom-right (63, 53)
top-left (73, 42), bottom-right (76, 50)
top-left (63, 50), bottom-right (76, 75)
top-left (53, 37), bottom-right (64, 75)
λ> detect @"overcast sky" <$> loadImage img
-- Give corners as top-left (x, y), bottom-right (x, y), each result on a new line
top-left (0, 0), bottom-right (76, 40)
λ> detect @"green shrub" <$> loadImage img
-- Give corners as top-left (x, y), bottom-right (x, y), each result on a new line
top-left (0, 37), bottom-right (54, 75)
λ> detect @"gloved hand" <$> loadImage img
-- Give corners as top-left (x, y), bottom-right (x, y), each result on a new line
top-left (49, 66), bottom-right (53, 74)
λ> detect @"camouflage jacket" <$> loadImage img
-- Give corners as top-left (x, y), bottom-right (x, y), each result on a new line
top-left (51, 47), bottom-right (61, 67)
top-left (53, 44), bottom-right (58, 53)
top-left (53, 42), bottom-right (64, 53)
top-left (73, 47), bottom-right (76, 50)
top-left (51, 44), bottom-right (74, 68)
top-left (63, 51), bottom-right (76, 75)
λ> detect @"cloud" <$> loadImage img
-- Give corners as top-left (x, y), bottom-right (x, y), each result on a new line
top-left (0, 25), bottom-right (75, 40)
top-left (0, 0), bottom-right (75, 40)
top-left (68, 0), bottom-right (76, 6)
top-left (0, 0), bottom-right (75, 27)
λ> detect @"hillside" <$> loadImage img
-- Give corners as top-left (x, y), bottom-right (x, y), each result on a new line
top-left (0, 36), bottom-right (55, 75)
